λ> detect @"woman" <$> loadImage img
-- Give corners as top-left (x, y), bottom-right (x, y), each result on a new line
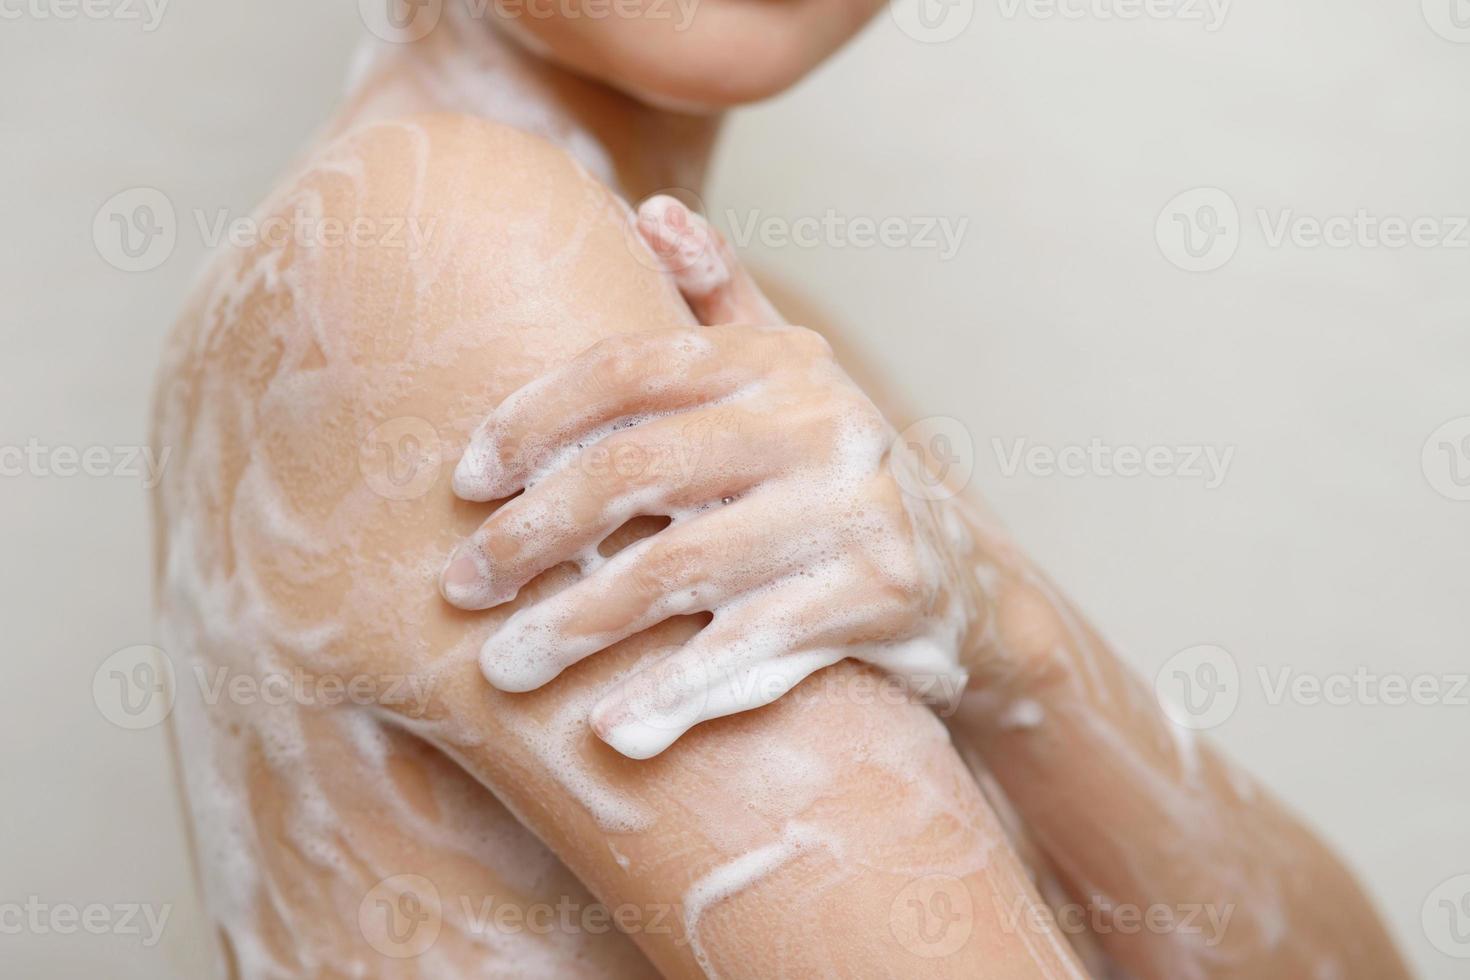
top-left (150, 2), bottom-right (1408, 976)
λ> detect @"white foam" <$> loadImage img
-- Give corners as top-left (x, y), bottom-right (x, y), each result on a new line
top-left (998, 698), bottom-right (1045, 731)
top-left (681, 823), bottom-right (826, 978)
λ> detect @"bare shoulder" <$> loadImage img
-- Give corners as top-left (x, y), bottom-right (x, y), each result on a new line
top-left (155, 110), bottom-right (687, 411)
top-left (222, 110), bottom-right (684, 361)
top-left (151, 111), bottom-right (691, 681)
top-left (144, 115), bottom-right (1053, 980)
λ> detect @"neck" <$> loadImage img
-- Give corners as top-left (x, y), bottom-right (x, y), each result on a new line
top-left (346, 17), bottom-right (724, 202)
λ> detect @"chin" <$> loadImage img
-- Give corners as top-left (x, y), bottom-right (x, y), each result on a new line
top-left (499, 0), bottom-right (880, 109)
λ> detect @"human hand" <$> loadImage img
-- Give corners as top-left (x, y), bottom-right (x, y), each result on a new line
top-left (440, 197), bottom-right (983, 758)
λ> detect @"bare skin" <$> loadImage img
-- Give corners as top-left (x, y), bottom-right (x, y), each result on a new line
top-left (150, 10), bottom-right (1409, 978)
top-left (440, 196), bottom-right (1411, 980)
top-left (151, 103), bottom-right (1086, 977)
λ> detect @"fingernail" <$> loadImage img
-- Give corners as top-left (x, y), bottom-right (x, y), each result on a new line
top-left (588, 696), bottom-right (626, 740)
top-left (440, 547), bottom-right (491, 608)
top-left (637, 196), bottom-right (725, 291)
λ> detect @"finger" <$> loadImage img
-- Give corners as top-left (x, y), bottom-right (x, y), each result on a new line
top-left (440, 408), bottom-right (777, 609)
top-left (453, 329), bottom-right (726, 501)
top-left (588, 594), bottom-right (848, 759)
top-left (477, 493), bottom-right (816, 693)
top-left (589, 558), bottom-right (967, 758)
top-left (637, 195), bottom-right (785, 327)
top-left (453, 324), bottom-right (824, 501)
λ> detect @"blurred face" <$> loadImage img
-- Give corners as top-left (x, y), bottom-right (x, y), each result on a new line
top-left (479, 0), bottom-right (885, 108)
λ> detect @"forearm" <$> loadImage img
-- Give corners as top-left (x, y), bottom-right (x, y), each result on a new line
top-left (399, 629), bottom-right (1087, 979)
top-left (945, 509), bottom-right (1409, 979)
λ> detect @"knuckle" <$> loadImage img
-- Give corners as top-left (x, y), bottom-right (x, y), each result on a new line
top-left (877, 555), bottom-right (928, 611)
top-left (583, 335), bottom-right (640, 392)
top-left (490, 421), bottom-right (522, 472)
top-left (785, 325), bottom-right (834, 361)
top-left (993, 581), bottom-right (1071, 670)
top-left (586, 328), bottom-right (702, 392)
top-left (581, 431), bottom-right (649, 491)
top-left (853, 483), bottom-right (932, 612)
top-left (634, 538), bottom-right (693, 595)
top-left (868, 474), bottom-right (916, 531)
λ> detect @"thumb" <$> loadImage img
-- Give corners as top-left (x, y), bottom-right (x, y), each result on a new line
top-left (636, 195), bottom-right (785, 326)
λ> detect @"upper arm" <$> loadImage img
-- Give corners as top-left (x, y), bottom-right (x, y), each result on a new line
top-left (163, 112), bottom-right (1078, 978)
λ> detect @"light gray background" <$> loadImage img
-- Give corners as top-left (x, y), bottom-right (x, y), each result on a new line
top-left (2, 1), bottom-right (1467, 976)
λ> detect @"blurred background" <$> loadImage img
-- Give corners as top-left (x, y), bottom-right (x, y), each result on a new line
top-left (2, 0), bottom-right (1467, 976)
